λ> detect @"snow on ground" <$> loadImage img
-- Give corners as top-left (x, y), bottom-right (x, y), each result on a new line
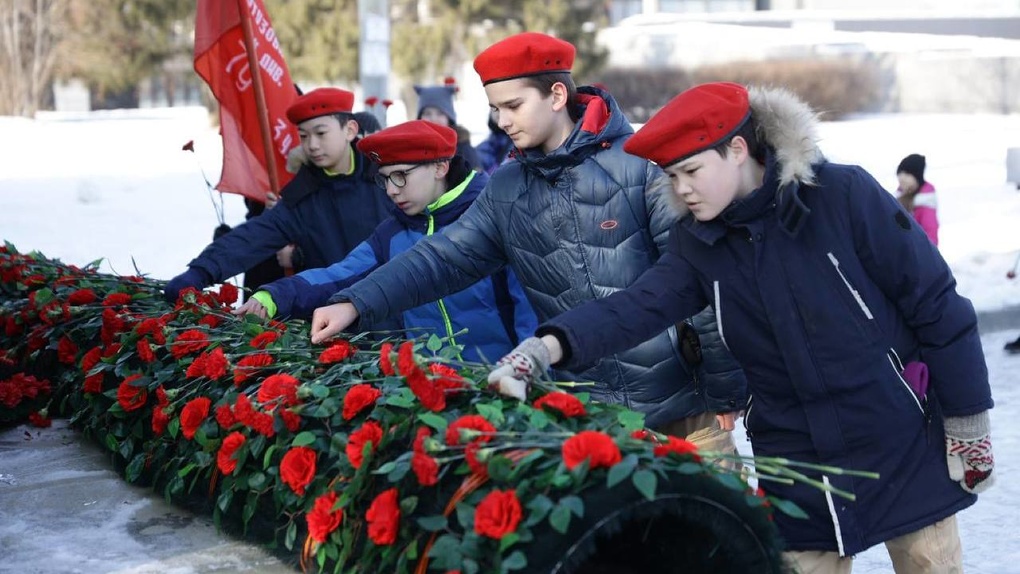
top-left (2, 108), bottom-right (1020, 571)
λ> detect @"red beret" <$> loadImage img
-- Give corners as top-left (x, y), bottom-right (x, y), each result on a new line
top-left (624, 82), bottom-right (751, 167)
top-left (473, 32), bottom-right (576, 86)
top-left (286, 87), bottom-right (354, 125)
top-left (356, 120), bottom-right (457, 166)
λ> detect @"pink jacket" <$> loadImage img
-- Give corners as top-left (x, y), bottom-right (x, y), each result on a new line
top-left (901, 182), bottom-right (939, 246)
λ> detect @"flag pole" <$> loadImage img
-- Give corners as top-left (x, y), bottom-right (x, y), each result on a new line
top-left (237, 0), bottom-right (281, 196)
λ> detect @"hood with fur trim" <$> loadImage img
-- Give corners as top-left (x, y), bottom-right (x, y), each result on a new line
top-left (748, 85), bottom-right (824, 188)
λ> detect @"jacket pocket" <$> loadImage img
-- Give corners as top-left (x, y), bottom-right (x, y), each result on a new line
top-left (886, 348), bottom-right (926, 416)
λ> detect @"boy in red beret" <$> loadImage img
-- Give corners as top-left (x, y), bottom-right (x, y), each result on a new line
top-left (233, 120), bottom-right (537, 362)
top-left (516, 82), bottom-right (994, 572)
top-left (309, 33), bottom-right (747, 456)
top-left (164, 87), bottom-right (391, 304)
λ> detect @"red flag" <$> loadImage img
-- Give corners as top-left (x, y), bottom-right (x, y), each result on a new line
top-left (194, 0), bottom-right (298, 202)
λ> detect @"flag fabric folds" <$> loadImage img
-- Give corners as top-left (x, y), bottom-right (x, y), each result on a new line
top-left (194, 0), bottom-right (299, 202)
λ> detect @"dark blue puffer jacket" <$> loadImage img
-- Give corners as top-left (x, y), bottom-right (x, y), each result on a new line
top-left (188, 151), bottom-right (391, 281)
top-left (260, 165), bottom-right (537, 363)
top-left (330, 87), bottom-right (746, 428)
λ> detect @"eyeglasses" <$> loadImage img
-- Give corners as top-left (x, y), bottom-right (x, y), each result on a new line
top-left (374, 164), bottom-right (423, 189)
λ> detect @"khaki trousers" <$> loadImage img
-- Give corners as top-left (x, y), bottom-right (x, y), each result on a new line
top-left (784, 515), bottom-right (963, 574)
top-left (656, 411), bottom-right (739, 469)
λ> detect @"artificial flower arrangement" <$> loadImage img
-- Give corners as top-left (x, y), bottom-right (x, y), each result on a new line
top-left (0, 243), bottom-right (877, 573)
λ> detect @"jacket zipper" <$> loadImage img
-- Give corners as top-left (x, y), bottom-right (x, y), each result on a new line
top-left (427, 213), bottom-right (458, 350)
top-left (742, 395), bottom-right (753, 439)
top-left (713, 280), bottom-right (731, 351)
top-left (826, 252), bottom-right (873, 320)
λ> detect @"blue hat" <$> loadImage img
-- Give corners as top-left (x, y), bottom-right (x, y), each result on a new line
top-left (414, 85), bottom-right (457, 125)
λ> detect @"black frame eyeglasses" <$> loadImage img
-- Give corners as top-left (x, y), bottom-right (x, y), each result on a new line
top-left (375, 164), bottom-right (423, 189)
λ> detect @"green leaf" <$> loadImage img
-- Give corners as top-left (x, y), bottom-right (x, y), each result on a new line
top-left (675, 461), bottom-right (704, 475)
top-left (125, 453), bottom-right (146, 483)
top-left (559, 495), bottom-right (584, 518)
top-left (772, 498), bottom-right (809, 519)
top-left (167, 417), bottom-right (180, 438)
top-left (217, 489), bottom-right (234, 513)
top-left (501, 550), bottom-right (527, 572)
top-left (384, 390), bottom-right (415, 408)
top-left (310, 384), bottom-right (330, 399)
top-left (417, 412), bottom-right (448, 431)
top-left (426, 333), bottom-right (443, 352)
top-left (262, 444), bottom-right (278, 470)
top-left (247, 471), bottom-right (266, 489)
top-left (285, 520), bottom-right (297, 550)
top-left (606, 453), bottom-right (638, 488)
top-left (242, 492), bottom-right (259, 525)
top-left (714, 471), bottom-right (747, 492)
top-left (498, 532), bottom-right (520, 553)
top-left (399, 495), bottom-right (418, 515)
top-left (475, 401), bottom-right (505, 426)
top-left (549, 504), bottom-right (571, 534)
top-left (632, 469), bottom-right (657, 501)
top-left (291, 431), bottom-right (316, 447)
top-left (416, 515), bottom-right (448, 531)
top-left (428, 534), bottom-right (462, 569)
top-left (487, 455), bottom-right (513, 483)
top-left (617, 410), bottom-right (645, 431)
top-left (374, 461), bottom-right (397, 475)
top-left (525, 494), bottom-right (553, 526)
top-left (528, 409), bottom-right (551, 430)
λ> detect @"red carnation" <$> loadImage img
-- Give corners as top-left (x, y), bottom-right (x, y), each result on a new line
top-left (179, 397), bottom-right (212, 440)
top-left (445, 415), bottom-right (495, 446)
top-left (474, 489), bottom-right (522, 539)
top-left (170, 330), bottom-right (209, 359)
top-left (366, 488), bottom-right (400, 545)
top-left (533, 392), bottom-right (586, 418)
top-left (215, 403), bottom-right (237, 428)
top-left (152, 407), bottom-right (170, 435)
top-left (83, 372), bottom-right (104, 394)
top-left (185, 353), bottom-right (208, 378)
top-left (379, 342), bottom-right (395, 376)
top-left (411, 452), bottom-right (439, 486)
top-left (342, 384), bottom-right (382, 421)
top-left (364, 96), bottom-right (379, 107)
top-left (381, 99), bottom-right (393, 108)
top-left (250, 331), bottom-right (279, 350)
top-left (28, 411), bottom-right (52, 428)
top-left (429, 363), bottom-right (465, 391)
top-left (135, 318), bottom-right (166, 345)
top-left (67, 288), bottom-right (97, 305)
top-left (136, 338), bottom-right (156, 363)
top-left (407, 367), bottom-right (445, 412)
top-left (155, 385), bottom-right (169, 407)
top-left (81, 346), bottom-right (102, 373)
top-left (202, 347), bottom-right (228, 380)
top-left (103, 292), bottom-right (132, 307)
top-left (217, 432), bottom-right (246, 475)
top-left (217, 282), bottom-right (239, 306)
top-left (318, 340), bottom-right (356, 364)
top-left (182, 140), bottom-right (195, 152)
top-left (396, 341), bottom-right (416, 376)
top-left (258, 373), bottom-right (300, 408)
top-left (198, 314), bottom-right (222, 329)
top-left (346, 421), bottom-right (383, 469)
top-left (562, 431), bottom-right (622, 470)
top-left (57, 336), bottom-right (78, 365)
top-left (233, 353), bottom-right (274, 386)
top-left (116, 374), bottom-right (148, 412)
top-left (280, 446), bottom-right (317, 496)
top-left (464, 442), bottom-right (489, 478)
top-left (306, 491), bottom-right (343, 543)
top-left (653, 435), bottom-right (701, 461)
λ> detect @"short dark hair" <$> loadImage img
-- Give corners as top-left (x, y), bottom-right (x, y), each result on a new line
top-left (331, 111), bottom-right (356, 126)
top-left (711, 115), bottom-right (766, 165)
top-left (521, 72), bottom-right (580, 122)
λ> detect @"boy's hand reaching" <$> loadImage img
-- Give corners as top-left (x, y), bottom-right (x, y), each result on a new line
top-left (233, 297), bottom-right (269, 320)
top-left (310, 302), bottom-right (359, 344)
top-left (486, 337), bottom-right (556, 400)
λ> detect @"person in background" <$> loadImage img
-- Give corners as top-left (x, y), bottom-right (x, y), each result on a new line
top-left (353, 111), bottom-right (382, 138)
top-left (163, 87), bottom-right (391, 303)
top-left (474, 108), bottom-right (513, 174)
top-left (896, 153), bottom-right (939, 246)
top-left (234, 120), bottom-right (537, 362)
top-left (309, 33), bottom-right (746, 455)
top-left (414, 81), bottom-right (483, 171)
top-left (509, 82), bottom-right (994, 573)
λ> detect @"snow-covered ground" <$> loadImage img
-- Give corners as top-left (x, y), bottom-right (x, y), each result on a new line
top-left (1, 108), bottom-right (1019, 571)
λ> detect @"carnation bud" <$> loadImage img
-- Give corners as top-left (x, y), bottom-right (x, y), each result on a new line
top-left (38, 407), bottom-right (48, 418)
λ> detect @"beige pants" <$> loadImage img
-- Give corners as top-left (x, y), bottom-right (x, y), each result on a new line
top-left (785, 515), bottom-right (963, 574)
top-left (656, 411), bottom-right (739, 466)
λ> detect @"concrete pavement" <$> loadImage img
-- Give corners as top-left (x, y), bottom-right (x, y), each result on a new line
top-left (0, 419), bottom-right (294, 574)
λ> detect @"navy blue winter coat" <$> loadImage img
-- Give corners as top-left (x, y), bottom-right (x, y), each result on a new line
top-left (539, 87), bottom-right (992, 555)
top-left (261, 164), bottom-right (537, 363)
top-left (330, 87), bottom-right (746, 428)
top-left (189, 152), bottom-right (391, 282)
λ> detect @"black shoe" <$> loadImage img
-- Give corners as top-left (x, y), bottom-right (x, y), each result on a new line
top-left (1005, 335), bottom-right (1020, 354)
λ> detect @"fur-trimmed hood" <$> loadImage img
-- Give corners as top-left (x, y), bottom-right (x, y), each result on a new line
top-left (748, 85), bottom-right (824, 187)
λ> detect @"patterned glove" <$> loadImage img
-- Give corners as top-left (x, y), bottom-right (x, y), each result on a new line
top-left (486, 337), bottom-right (551, 401)
top-left (944, 411), bottom-right (994, 494)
